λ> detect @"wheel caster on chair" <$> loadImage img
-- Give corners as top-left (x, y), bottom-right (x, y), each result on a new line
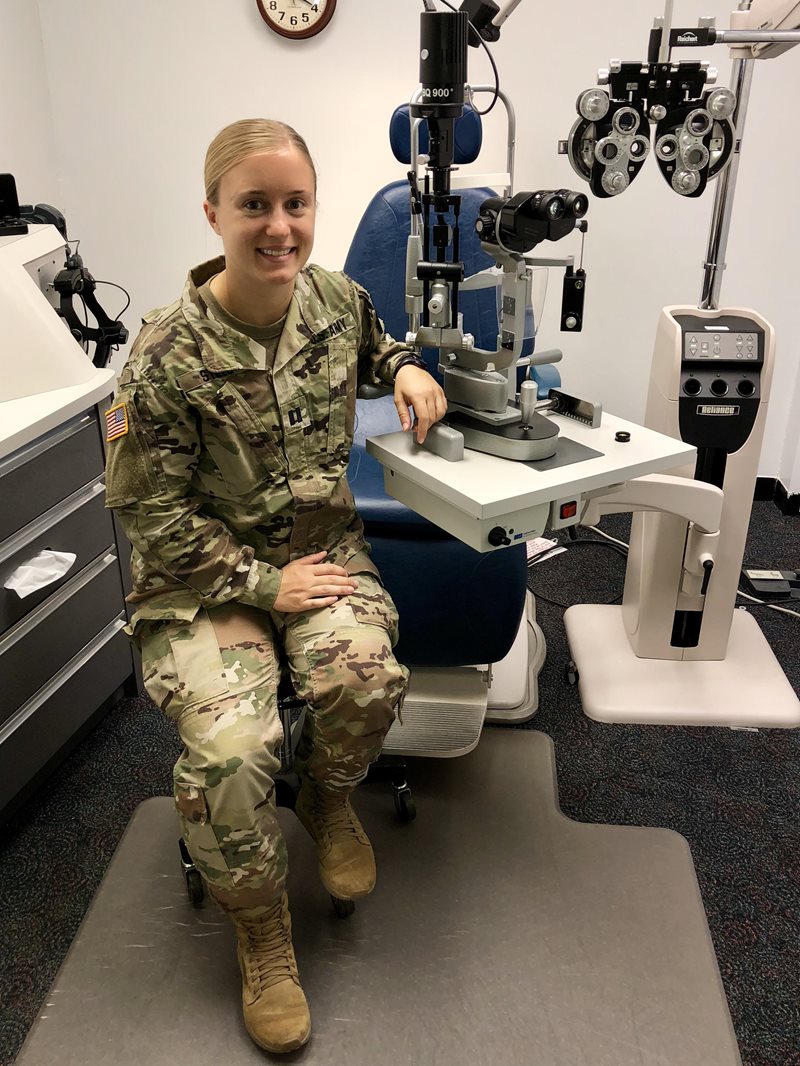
top-left (565, 660), bottom-right (579, 686)
top-left (331, 896), bottom-right (355, 919)
top-left (185, 868), bottom-right (205, 907)
top-left (393, 785), bottom-right (417, 823)
top-left (178, 837), bottom-right (205, 906)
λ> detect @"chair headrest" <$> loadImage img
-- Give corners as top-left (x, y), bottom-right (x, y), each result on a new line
top-left (389, 103), bottom-right (483, 165)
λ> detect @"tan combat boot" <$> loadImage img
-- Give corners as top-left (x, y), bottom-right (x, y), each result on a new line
top-left (230, 893), bottom-right (311, 1053)
top-left (295, 782), bottom-right (376, 900)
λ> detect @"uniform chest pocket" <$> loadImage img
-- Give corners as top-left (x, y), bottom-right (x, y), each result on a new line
top-left (201, 382), bottom-right (287, 494)
top-left (326, 339), bottom-right (358, 456)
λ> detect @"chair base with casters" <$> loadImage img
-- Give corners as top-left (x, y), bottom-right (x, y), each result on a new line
top-left (177, 673), bottom-right (416, 918)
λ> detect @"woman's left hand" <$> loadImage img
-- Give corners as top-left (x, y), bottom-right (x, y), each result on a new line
top-left (394, 365), bottom-right (448, 445)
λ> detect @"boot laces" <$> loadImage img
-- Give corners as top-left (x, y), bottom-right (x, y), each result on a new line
top-left (241, 898), bottom-right (297, 993)
top-left (314, 795), bottom-right (364, 842)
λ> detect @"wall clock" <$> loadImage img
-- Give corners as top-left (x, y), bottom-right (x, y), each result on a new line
top-left (256, 0), bottom-right (337, 40)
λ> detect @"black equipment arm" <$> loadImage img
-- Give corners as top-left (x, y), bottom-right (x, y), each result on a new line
top-left (53, 254), bottom-right (129, 369)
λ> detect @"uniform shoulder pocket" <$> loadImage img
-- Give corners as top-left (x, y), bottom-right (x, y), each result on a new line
top-left (104, 391), bottom-right (166, 507)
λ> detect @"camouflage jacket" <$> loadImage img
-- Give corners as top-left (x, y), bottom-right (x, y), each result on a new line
top-left (104, 257), bottom-right (410, 632)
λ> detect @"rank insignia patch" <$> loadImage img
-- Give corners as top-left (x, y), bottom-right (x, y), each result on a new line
top-left (105, 402), bottom-right (129, 442)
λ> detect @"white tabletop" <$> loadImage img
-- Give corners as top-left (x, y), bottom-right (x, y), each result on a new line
top-left (0, 370), bottom-right (116, 460)
top-left (367, 410), bottom-right (696, 521)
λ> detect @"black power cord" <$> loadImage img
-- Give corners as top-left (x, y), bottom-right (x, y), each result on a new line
top-left (527, 534), bottom-right (629, 610)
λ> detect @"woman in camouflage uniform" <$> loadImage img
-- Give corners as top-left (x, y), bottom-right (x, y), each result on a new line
top-left (104, 118), bottom-right (446, 1054)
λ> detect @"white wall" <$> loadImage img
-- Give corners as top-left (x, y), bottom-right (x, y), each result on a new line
top-left (1, 0), bottom-right (60, 208)
top-left (33, 0), bottom-right (800, 488)
top-left (783, 415), bottom-right (800, 494)
top-left (36, 0), bottom-right (421, 342)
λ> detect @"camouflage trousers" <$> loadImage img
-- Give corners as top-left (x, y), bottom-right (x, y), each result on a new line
top-left (138, 572), bottom-right (409, 915)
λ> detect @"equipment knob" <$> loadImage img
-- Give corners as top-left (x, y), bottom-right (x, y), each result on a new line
top-left (578, 89), bottom-right (610, 121)
top-left (488, 526), bottom-right (511, 547)
top-left (602, 170), bottom-right (628, 196)
top-left (428, 293), bottom-right (446, 315)
top-left (707, 87), bottom-right (735, 119)
top-left (519, 379), bottom-right (537, 426)
top-left (674, 169), bottom-right (700, 194)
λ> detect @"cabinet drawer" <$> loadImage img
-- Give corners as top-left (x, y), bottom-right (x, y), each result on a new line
top-left (0, 481), bottom-right (115, 636)
top-left (0, 415), bottom-right (105, 542)
top-left (0, 619), bottom-right (132, 818)
top-left (0, 552), bottom-right (126, 728)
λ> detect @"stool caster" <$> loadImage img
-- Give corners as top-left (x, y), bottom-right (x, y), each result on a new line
top-left (393, 785), bottom-right (417, 823)
top-left (331, 896), bottom-right (355, 919)
top-left (179, 838), bottom-right (205, 907)
top-left (565, 660), bottom-right (579, 686)
top-left (275, 772), bottom-right (300, 811)
top-left (186, 868), bottom-right (205, 907)
top-left (366, 757), bottom-right (417, 823)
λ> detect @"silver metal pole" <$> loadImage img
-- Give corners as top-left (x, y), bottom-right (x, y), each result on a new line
top-left (699, 58), bottom-right (755, 309)
top-left (715, 29), bottom-right (800, 45)
top-left (659, 0), bottom-right (675, 63)
top-left (470, 84), bottom-right (517, 193)
top-left (699, 1), bottom-right (755, 310)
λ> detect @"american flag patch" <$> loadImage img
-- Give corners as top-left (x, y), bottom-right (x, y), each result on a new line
top-left (105, 402), bottom-right (129, 442)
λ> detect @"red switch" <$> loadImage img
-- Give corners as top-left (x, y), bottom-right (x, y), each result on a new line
top-left (559, 501), bottom-right (578, 520)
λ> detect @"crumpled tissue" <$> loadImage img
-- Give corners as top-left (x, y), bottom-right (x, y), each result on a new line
top-left (3, 549), bottom-right (77, 598)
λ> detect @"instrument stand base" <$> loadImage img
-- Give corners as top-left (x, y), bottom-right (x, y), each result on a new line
top-left (565, 605), bottom-right (800, 727)
top-left (485, 590), bottom-right (546, 724)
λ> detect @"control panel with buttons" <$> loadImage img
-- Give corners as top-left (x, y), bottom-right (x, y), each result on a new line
top-left (684, 330), bottom-right (759, 361)
top-left (674, 313), bottom-right (763, 454)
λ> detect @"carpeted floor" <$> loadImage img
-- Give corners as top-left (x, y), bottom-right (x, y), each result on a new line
top-left (0, 501), bottom-right (797, 1066)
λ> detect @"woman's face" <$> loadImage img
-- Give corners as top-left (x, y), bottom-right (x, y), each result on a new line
top-left (204, 146), bottom-right (316, 292)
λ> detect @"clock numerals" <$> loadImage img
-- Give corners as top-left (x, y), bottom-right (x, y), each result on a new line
top-left (257, 0), bottom-right (335, 39)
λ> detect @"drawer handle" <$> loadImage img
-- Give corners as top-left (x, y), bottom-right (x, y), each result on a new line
top-left (3, 549), bottom-right (77, 598)
top-left (0, 477), bottom-right (105, 567)
top-left (0, 615), bottom-right (128, 746)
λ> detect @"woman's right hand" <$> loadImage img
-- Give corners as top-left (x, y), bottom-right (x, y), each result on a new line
top-left (273, 551), bottom-right (358, 613)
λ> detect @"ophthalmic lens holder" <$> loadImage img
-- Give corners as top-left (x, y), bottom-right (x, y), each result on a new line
top-left (560, 17), bottom-right (738, 198)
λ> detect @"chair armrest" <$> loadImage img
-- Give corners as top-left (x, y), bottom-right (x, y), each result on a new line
top-left (358, 383), bottom-right (393, 399)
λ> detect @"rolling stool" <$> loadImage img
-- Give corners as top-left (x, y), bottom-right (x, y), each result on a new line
top-left (178, 669), bottom-right (416, 918)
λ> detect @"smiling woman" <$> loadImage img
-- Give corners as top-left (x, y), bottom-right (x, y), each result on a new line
top-left (203, 146), bottom-right (317, 326)
top-left (102, 117), bottom-right (445, 1055)
top-left (256, 0), bottom-right (337, 40)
